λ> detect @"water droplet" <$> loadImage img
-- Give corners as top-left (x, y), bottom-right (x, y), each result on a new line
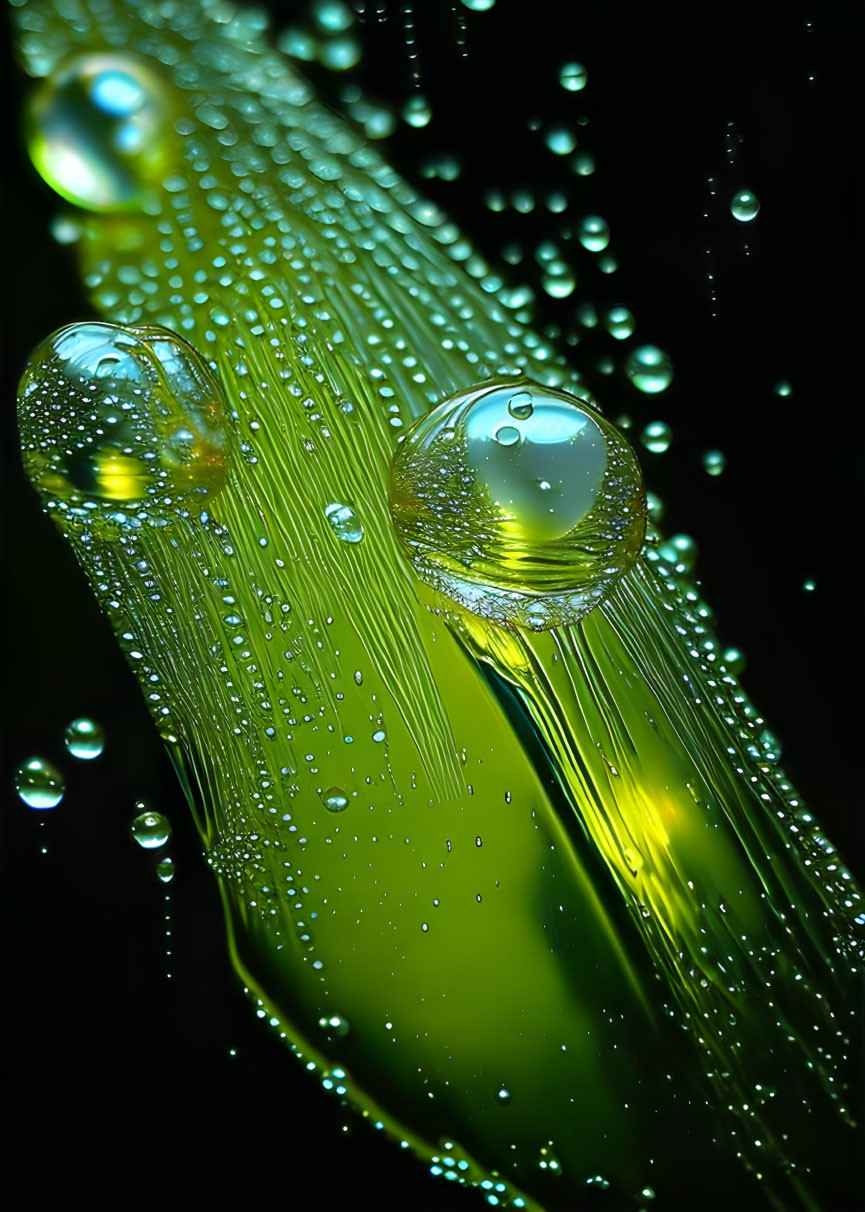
top-left (572, 152), bottom-right (595, 176)
top-left (311, 0), bottom-right (354, 32)
top-left (63, 717), bottom-right (105, 760)
top-left (558, 62), bottom-right (587, 92)
top-left (626, 346), bottom-right (674, 394)
top-left (577, 215), bottom-right (610, 252)
top-left (372, 729), bottom-right (387, 743)
top-left (18, 323), bottom-right (229, 532)
top-left (658, 533), bottom-right (697, 573)
top-left (27, 53), bottom-right (176, 211)
top-left (701, 449), bottom-right (726, 476)
top-left (390, 380), bottom-right (646, 630)
top-left (604, 307), bottom-right (635, 340)
top-left (325, 502), bottom-right (364, 543)
top-left (318, 1012), bottom-right (350, 1038)
top-left (545, 127), bottom-right (577, 156)
top-left (640, 421), bottom-right (672, 453)
top-left (774, 380), bottom-right (792, 397)
top-left (130, 804), bottom-right (172, 849)
top-left (508, 390), bottom-right (534, 420)
top-left (156, 856), bottom-right (175, 883)
top-left (731, 189), bottom-right (760, 222)
top-left (803, 578), bottom-right (816, 592)
top-left (14, 757), bottom-right (65, 810)
top-left (323, 786), bottom-right (349, 813)
top-left (461, 0), bottom-right (496, 10)
top-left (493, 425), bottom-right (521, 447)
top-left (723, 647), bottom-right (746, 675)
top-left (496, 1085), bottom-right (511, 1103)
top-left (402, 95), bottom-right (432, 128)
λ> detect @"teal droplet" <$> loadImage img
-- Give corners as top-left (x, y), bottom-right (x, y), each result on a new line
top-left (508, 390), bottom-right (534, 420)
top-left (496, 1085), bottom-right (511, 1103)
top-left (325, 502), bottom-right (364, 543)
top-left (64, 717), bottom-right (105, 760)
top-left (319, 37), bottom-right (361, 71)
top-left (156, 856), bottom-right (175, 883)
top-left (640, 420), bottom-right (673, 453)
top-left (577, 215), bottom-right (610, 252)
top-left (723, 647), bottom-right (746, 675)
top-left (318, 1013), bottom-right (350, 1038)
top-left (130, 804), bottom-right (172, 849)
top-left (558, 62), bottom-right (587, 92)
top-left (658, 533), bottom-right (697, 573)
top-left (626, 346), bottom-right (674, 394)
top-left (774, 380), bottom-right (792, 397)
top-left (803, 578), bottom-right (816, 592)
top-left (702, 450), bottom-right (726, 476)
top-left (604, 307), bottom-right (634, 340)
top-left (27, 53), bottom-right (175, 211)
top-left (14, 757), bottom-right (65, 810)
top-left (545, 127), bottom-right (577, 156)
top-left (323, 786), bottom-right (349, 813)
top-left (731, 189), bottom-right (760, 222)
top-left (402, 95), bottom-right (432, 128)
top-left (311, 0), bottom-right (354, 32)
top-left (461, 0), bottom-right (496, 10)
top-left (572, 152), bottom-right (595, 176)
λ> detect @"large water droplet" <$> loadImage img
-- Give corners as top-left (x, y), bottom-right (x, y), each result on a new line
top-left (130, 804), bottom-right (172, 849)
top-left (27, 54), bottom-right (175, 211)
top-left (625, 346), bottom-right (674, 394)
top-left (325, 502), bottom-right (364, 543)
top-left (558, 62), bottom-right (587, 92)
top-left (14, 757), bottom-right (65, 810)
top-left (390, 380), bottom-right (646, 630)
top-left (731, 189), bottom-right (760, 222)
top-left (64, 717), bottom-right (105, 760)
top-left (545, 127), bottom-right (577, 156)
top-left (323, 786), bottom-right (349, 813)
top-left (18, 323), bottom-right (229, 534)
top-left (508, 390), bottom-right (534, 420)
top-left (577, 215), bottom-right (610, 252)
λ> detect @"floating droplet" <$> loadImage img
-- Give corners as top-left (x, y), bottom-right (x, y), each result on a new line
top-left (723, 647), bottom-right (746, 675)
top-left (390, 380), bottom-right (646, 631)
top-left (572, 152), bottom-right (595, 176)
top-left (461, 0), bottom-right (496, 10)
top-left (318, 1012), bottom-right (350, 1038)
top-left (318, 36), bottom-right (361, 71)
top-left (577, 215), bottom-right (610, 252)
top-left (508, 390), bottom-right (534, 420)
top-left (626, 346), bottom-right (674, 394)
top-left (640, 420), bottom-right (673, 453)
top-left (14, 757), bottom-right (65, 810)
top-left (559, 62), bottom-right (587, 92)
top-left (701, 450), bottom-right (726, 476)
top-left (18, 323), bottom-right (229, 534)
top-left (156, 856), bottom-right (175, 883)
top-left (774, 380), bottom-right (792, 397)
top-left (323, 786), bottom-right (349, 813)
top-left (311, 0), bottom-right (355, 32)
top-left (64, 717), bottom-right (105, 760)
top-left (130, 804), bottom-right (172, 849)
top-left (402, 95), bottom-right (432, 128)
top-left (605, 307), bottom-right (635, 340)
top-left (545, 127), bottom-right (577, 156)
top-left (658, 533), bottom-right (697, 573)
top-left (325, 502), bottom-right (364, 543)
top-left (731, 189), bottom-right (760, 222)
top-left (803, 578), bottom-right (816, 592)
top-left (27, 53), bottom-right (175, 211)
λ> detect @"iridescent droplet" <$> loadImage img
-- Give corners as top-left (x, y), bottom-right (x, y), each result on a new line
top-left (14, 757), bottom-right (65, 810)
top-left (626, 346), bottom-right (674, 394)
top-left (27, 53), bottom-right (175, 211)
top-left (640, 421), bottom-right (673, 454)
top-left (311, 0), bottom-right (355, 32)
top-left (731, 189), bottom-right (760, 222)
top-left (323, 786), bottom-right (349, 813)
top-left (130, 804), bottom-right (172, 849)
top-left (723, 647), bottom-right (746, 675)
top-left (325, 502), bottom-right (364, 543)
top-left (64, 717), bottom-right (105, 760)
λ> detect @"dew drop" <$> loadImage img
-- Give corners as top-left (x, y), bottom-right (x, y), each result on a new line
top-left (14, 757), bottom-right (65, 810)
top-left (461, 0), bottom-right (496, 10)
top-left (640, 421), bottom-right (673, 453)
top-left (156, 856), bottom-right (175, 883)
top-left (493, 425), bottom-right (521, 447)
top-left (626, 346), bottom-right (674, 394)
top-left (508, 390), bottom-right (534, 420)
top-left (323, 786), bottom-right (349, 813)
top-left (27, 53), bottom-right (176, 211)
top-left (63, 716), bottom-right (105, 760)
top-left (731, 189), bottom-right (760, 222)
top-left (325, 502), bottom-right (364, 543)
top-left (130, 804), bottom-right (172, 849)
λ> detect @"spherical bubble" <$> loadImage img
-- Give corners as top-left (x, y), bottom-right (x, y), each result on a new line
top-left (14, 757), bottom-right (65, 810)
top-left (390, 380), bottom-right (646, 631)
top-left (130, 805), bottom-right (172, 849)
top-left (577, 215), bottom-right (610, 252)
top-left (64, 717), bottom-right (105, 760)
top-left (731, 189), bottom-right (760, 222)
top-left (626, 346), bottom-right (674, 394)
top-left (27, 53), bottom-right (176, 211)
top-left (18, 322), bottom-right (229, 535)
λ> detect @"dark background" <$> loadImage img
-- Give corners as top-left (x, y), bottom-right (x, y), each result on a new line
top-left (1, 2), bottom-right (862, 1210)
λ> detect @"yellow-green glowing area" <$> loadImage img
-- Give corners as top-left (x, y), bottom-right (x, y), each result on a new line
top-left (26, 53), bottom-right (175, 211)
top-left (18, 322), bottom-right (229, 526)
top-left (11, 1), bottom-right (862, 1209)
top-left (390, 382), bottom-right (645, 629)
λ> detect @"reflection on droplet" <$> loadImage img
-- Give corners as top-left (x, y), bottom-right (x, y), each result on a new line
top-left (14, 757), bottom-right (65, 810)
top-left (390, 380), bottom-right (646, 630)
top-left (325, 502), bottom-right (364, 543)
top-left (640, 421), bottom-right (673, 453)
top-left (27, 53), bottom-right (175, 211)
top-left (64, 717), bottom-right (105, 760)
top-left (130, 803), bottom-right (172, 849)
top-left (508, 390), bottom-right (534, 420)
top-left (731, 189), bottom-right (760, 222)
top-left (18, 322), bottom-right (229, 535)
top-left (323, 786), bottom-right (349, 812)
top-left (625, 346), bottom-right (674, 394)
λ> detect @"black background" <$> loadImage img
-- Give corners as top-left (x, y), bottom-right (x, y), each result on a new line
top-left (1, 2), bottom-right (863, 1210)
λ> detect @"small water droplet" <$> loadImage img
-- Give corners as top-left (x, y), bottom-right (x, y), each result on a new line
top-left (14, 757), bottom-right (65, 810)
top-left (325, 502), bottom-right (364, 543)
top-left (63, 716), bottom-right (105, 760)
top-left (496, 1085), bottom-right (511, 1103)
top-left (545, 126), bottom-right (577, 156)
top-left (627, 346), bottom-right (674, 394)
top-left (774, 380), bottom-right (792, 397)
top-left (640, 420), bottom-right (673, 453)
top-left (494, 425), bottom-right (521, 447)
top-left (402, 94), bottom-right (432, 128)
top-left (731, 189), bottom-right (760, 222)
top-left (508, 390), bottom-right (534, 420)
top-left (323, 786), bottom-right (349, 812)
top-left (701, 449), bottom-right (726, 476)
top-left (558, 62), bottom-right (587, 92)
top-left (156, 855), bottom-right (175, 883)
top-left (130, 803), bottom-right (172, 849)
top-left (318, 1012), bottom-right (350, 1037)
top-left (577, 215), bottom-right (610, 252)
top-left (604, 307), bottom-right (635, 340)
